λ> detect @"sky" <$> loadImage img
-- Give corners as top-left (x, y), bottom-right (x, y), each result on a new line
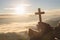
top-left (0, 0), bottom-right (60, 33)
top-left (0, 0), bottom-right (60, 14)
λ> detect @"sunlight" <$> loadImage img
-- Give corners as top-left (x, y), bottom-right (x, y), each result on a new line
top-left (15, 4), bottom-right (26, 15)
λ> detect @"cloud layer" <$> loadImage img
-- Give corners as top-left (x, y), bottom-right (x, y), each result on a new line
top-left (0, 9), bottom-right (60, 33)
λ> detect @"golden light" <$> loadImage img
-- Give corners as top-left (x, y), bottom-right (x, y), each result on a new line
top-left (15, 4), bottom-right (26, 15)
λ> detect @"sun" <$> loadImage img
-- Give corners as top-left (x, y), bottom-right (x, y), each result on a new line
top-left (15, 4), bottom-right (26, 15)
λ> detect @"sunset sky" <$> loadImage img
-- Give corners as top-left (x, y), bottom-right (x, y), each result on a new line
top-left (0, 0), bottom-right (60, 14)
top-left (0, 0), bottom-right (60, 33)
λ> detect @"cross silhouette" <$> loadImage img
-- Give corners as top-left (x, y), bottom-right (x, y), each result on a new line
top-left (35, 8), bottom-right (45, 22)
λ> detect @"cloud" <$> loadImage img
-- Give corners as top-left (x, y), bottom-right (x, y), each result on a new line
top-left (0, 9), bottom-right (60, 33)
top-left (45, 9), bottom-right (60, 15)
top-left (4, 3), bottom-right (31, 10)
top-left (0, 22), bottom-right (37, 33)
top-left (0, 9), bottom-right (60, 23)
top-left (4, 8), bottom-right (15, 10)
top-left (41, 9), bottom-right (60, 20)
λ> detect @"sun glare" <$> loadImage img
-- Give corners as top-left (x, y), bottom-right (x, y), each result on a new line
top-left (15, 4), bottom-right (26, 15)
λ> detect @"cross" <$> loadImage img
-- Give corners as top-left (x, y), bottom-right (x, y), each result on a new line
top-left (35, 8), bottom-right (45, 22)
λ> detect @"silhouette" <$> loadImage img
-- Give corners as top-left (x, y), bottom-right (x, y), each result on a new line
top-left (0, 30), bottom-right (30, 40)
top-left (55, 22), bottom-right (60, 39)
top-left (35, 8), bottom-right (44, 22)
top-left (28, 8), bottom-right (55, 40)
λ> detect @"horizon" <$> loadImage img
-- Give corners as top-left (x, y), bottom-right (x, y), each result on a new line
top-left (0, 0), bottom-right (60, 33)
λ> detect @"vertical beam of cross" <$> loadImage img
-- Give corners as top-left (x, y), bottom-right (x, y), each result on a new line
top-left (35, 8), bottom-right (45, 22)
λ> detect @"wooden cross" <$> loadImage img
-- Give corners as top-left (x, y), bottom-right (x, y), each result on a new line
top-left (35, 8), bottom-right (45, 22)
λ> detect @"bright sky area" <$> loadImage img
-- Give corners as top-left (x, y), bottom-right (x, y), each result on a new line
top-left (0, 0), bottom-right (60, 14)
